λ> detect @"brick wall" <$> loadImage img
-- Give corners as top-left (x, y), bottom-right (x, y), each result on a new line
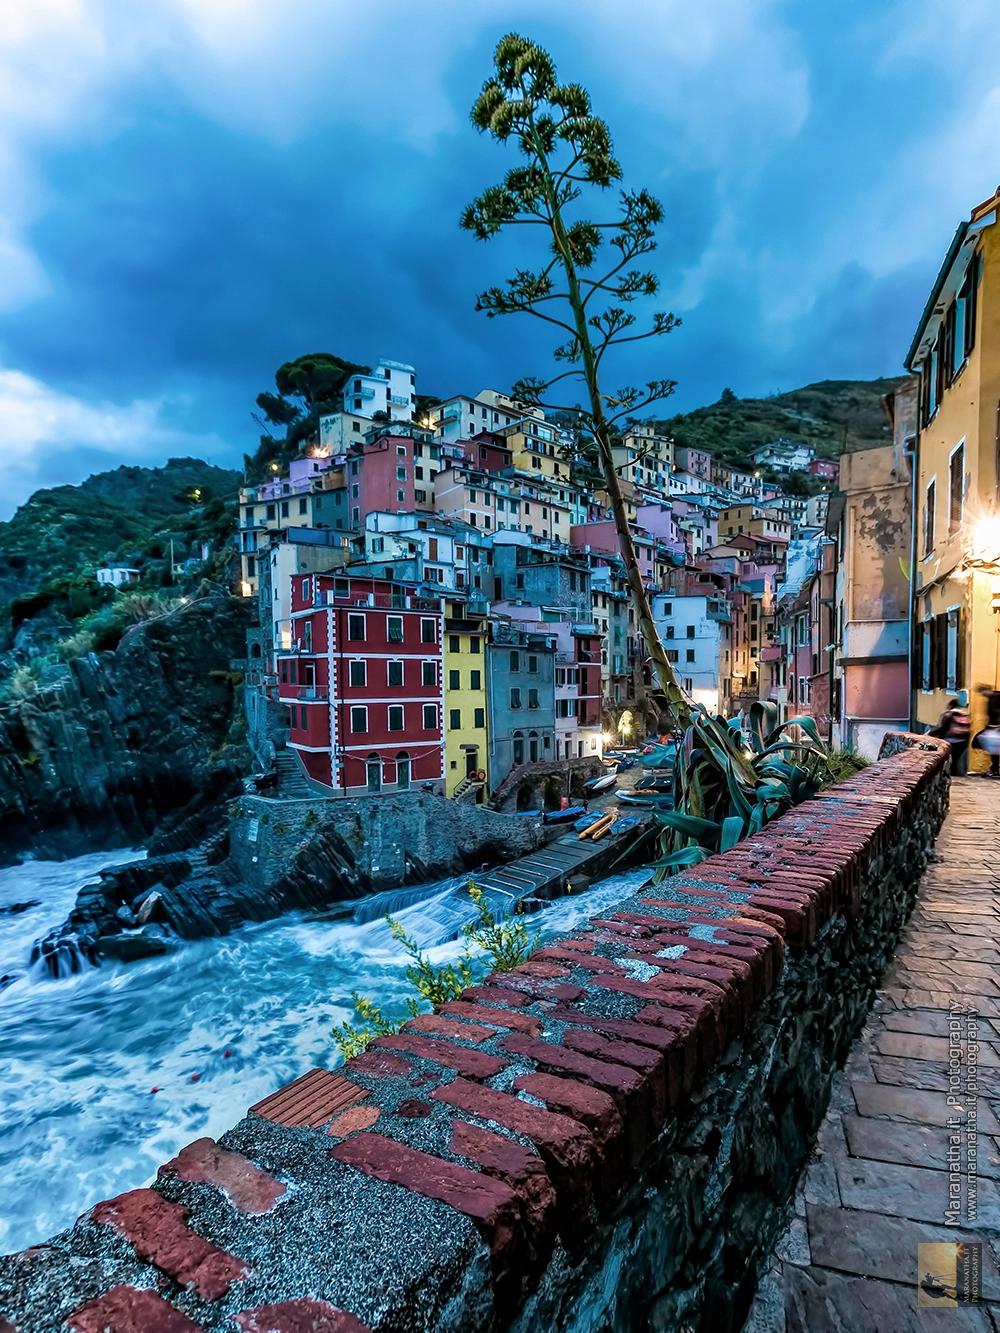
top-left (0, 736), bottom-right (951, 1333)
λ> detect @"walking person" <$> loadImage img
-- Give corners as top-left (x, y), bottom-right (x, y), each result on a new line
top-left (931, 699), bottom-right (970, 775)
top-left (971, 686), bottom-right (1000, 777)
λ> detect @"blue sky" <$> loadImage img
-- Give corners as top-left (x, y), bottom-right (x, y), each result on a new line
top-left (0, 0), bottom-right (998, 517)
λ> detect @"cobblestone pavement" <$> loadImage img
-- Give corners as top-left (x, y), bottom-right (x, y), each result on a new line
top-left (746, 776), bottom-right (1000, 1332)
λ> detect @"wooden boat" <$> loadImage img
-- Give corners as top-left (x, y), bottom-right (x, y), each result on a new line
top-left (583, 772), bottom-right (618, 795)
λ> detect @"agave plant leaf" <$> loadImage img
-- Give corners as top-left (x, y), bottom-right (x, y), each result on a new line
top-left (652, 846), bottom-right (710, 869)
top-left (720, 815), bottom-right (745, 851)
top-left (655, 810), bottom-right (723, 842)
top-left (767, 715), bottom-right (824, 748)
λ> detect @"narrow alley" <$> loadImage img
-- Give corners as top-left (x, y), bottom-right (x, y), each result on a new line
top-left (748, 778), bottom-right (1000, 1330)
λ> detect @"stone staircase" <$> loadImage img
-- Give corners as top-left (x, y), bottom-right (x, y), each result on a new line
top-left (451, 774), bottom-right (485, 803)
top-left (273, 749), bottom-right (312, 798)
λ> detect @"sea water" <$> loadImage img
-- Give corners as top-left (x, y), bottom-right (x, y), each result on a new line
top-left (0, 849), bottom-right (651, 1254)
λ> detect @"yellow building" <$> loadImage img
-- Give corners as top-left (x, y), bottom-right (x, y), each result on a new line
top-left (612, 423), bottom-right (674, 497)
top-left (719, 504), bottom-right (792, 543)
top-left (443, 602), bottom-right (489, 797)
top-left (908, 188), bottom-right (1000, 764)
top-left (500, 420), bottom-right (573, 483)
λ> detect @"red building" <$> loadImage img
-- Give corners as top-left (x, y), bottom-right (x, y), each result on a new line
top-left (278, 573), bottom-right (445, 795)
top-left (344, 427), bottom-right (437, 528)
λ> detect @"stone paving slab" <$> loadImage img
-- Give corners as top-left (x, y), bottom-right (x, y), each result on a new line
top-left (745, 777), bottom-right (1000, 1332)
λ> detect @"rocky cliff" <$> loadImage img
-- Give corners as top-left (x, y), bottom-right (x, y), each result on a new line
top-left (0, 593), bottom-right (253, 866)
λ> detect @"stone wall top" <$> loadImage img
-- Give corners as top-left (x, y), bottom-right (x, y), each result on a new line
top-left (0, 735), bottom-right (952, 1333)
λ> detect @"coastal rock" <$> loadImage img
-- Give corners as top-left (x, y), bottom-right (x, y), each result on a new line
top-left (0, 593), bottom-right (253, 867)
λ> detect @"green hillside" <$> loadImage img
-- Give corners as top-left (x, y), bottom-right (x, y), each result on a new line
top-left (0, 457), bottom-right (242, 620)
top-left (659, 377), bottom-right (908, 466)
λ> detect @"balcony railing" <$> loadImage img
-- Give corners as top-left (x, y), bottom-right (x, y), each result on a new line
top-left (292, 686), bottom-right (328, 700)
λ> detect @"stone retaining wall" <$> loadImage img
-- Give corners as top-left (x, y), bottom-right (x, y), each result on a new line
top-left (0, 736), bottom-right (950, 1333)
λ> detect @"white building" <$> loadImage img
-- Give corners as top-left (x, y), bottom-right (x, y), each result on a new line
top-left (423, 390), bottom-right (545, 443)
top-left (344, 358), bottom-right (416, 423)
top-left (748, 440), bottom-right (815, 473)
top-left (651, 592), bottom-right (732, 714)
top-left (96, 567), bottom-right (140, 587)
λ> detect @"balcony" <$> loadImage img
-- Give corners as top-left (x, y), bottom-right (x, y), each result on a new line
top-left (293, 686), bottom-right (329, 701)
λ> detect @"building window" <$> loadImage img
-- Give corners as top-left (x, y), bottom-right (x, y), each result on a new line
top-left (513, 732), bottom-right (524, 764)
top-left (348, 614), bottom-right (365, 641)
top-left (421, 619), bottom-right (437, 643)
top-left (396, 752), bottom-right (411, 789)
top-left (299, 497), bottom-right (308, 515)
top-left (351, 484), bottom-right (359, 498)
top-left (470, 636), bottom-right (480, 654)
top-left (474, 707), bottom-right (485, 728)
top-left (528, 688), bottom-right (539, 709)
top-left (301, 578), bottom-right (309, 601)
top-left (423, 703), bottom-right (438, 730)
top-left (388, 660), bottom-right (404, 687)
top-left (949, 443), bottom-right (965, 534)
top-left (686, 649), bottom-right (695, 663)
top-left (510, 687), bottom-right (522, 709)
top-left (450, 709), bottom-right (461, 730)
top-left (280, 500), bottom-right (289, 518)
top-left (289, 704), bottom-right (298, 730)
top-left (366, 754), bottom-right (381, 793)
top-left (267, 504), bottom-right (276, 521)
top-left (686, 625), bottom-right (695, 638)
top-left (388, 705), bottom-right (404, 732)
top-left (397, 490), bottom-right (405, 503)
top-left (351, 706), bottom-right (368, 733)
top-left (470, 669), bottom-right (481, 690)
top-left (422, 661), bottom-right (436, 687)
top-left (667, 649), bottom-right (679, 663)
top-left (385, 616), bottom-right (403, 643)
top-left (349, 661), bottom-right (366, 688)
top-left (397, 467), bottom-right (407, 481)
top-left (528, 655), bottom-right (538, 673)
top-left (449, 669), bottom-right (460, 690)
top-left (510, 650), bottom-right (520, 671)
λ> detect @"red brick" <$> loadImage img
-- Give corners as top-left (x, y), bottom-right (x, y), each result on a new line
top-left (512, 1072), bottom-right (624, 1195)
top-left (233, 1298), bottom-right (372, 1333)
top-left (516, 959), bottom-right (572, 978)
top-left (632, 953), bottom-right (745, 1028)
top-left (90, 1189), bottom-right (246, 1300)
top-left (461, 985), bottom-right (530, 1007)
top-left (560, 1027), bottom-right (666, 1126)
top-left (484, 973), bottom-right (586, 1003)
top-left (532, 948), bottom-right (619, 974)
top-left (160, 1138), bottom-right (285, 1216)
top-left (345, 1048), bottom-right (413, 1079)
top-left (403, 1013), bottom-right (496, 1043)
top-left (544, 1003), bottom-right (697, 1107)
top-left (588, 972), bottom-right (729, 1063)
top-left (432, 1077), bottom-right (594, 1232)
top-left (438, 1001), bottom-right (542, 1035)
top-left (649, 930), bottom-right (771, 1001)
top-left (589, 918), bottom-right (653, 937)
top-left (449, 1120), bottom-right (557, 1273)
top-left (66, 1286), bottom-right (204, 1333)
top-left (371, 1032), bottom-right (507, 1081)
top-left (330, 1132), bottom-right (522, 1297)
top-left (327, 1105), bottom-right (382, 1138)
top-left (498, 1034), bottom-right (649, 1162)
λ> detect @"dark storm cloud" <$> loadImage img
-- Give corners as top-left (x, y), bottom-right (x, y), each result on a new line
top-left (0, 0), bottom-right (998, 514)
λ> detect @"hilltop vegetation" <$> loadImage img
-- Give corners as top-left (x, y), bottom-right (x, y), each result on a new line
top-left (657, 378), bottom-right (907, 466)
top-left (0, 458), bottom-right (242, 662)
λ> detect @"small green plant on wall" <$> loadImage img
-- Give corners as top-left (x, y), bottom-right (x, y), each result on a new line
top-left (331, 881), bottom-right (539, 1057)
